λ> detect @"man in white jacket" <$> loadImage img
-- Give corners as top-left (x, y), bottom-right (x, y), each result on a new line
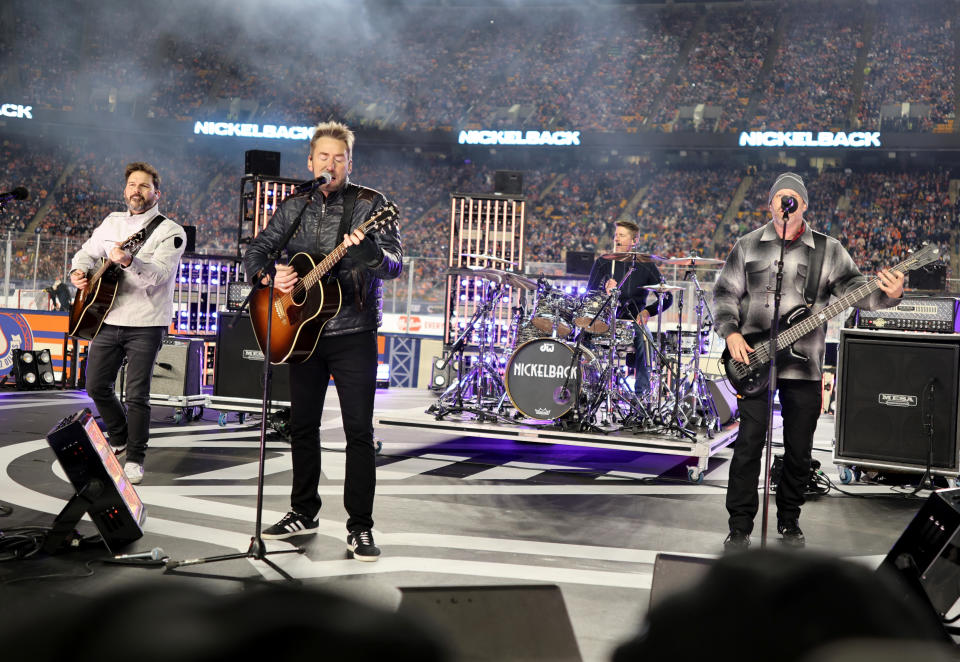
top-left (69, 162), bottom-right (186, 485)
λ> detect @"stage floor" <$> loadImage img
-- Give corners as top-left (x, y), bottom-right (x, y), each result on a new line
top-left (0, 386), bottom-right (930, 661)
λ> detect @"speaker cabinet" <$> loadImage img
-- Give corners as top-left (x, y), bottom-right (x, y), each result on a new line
top-left (881, 487), bottom-right (960, 616)
top-left (565, 250), bottom-right (595, 276)
top-left (398, 585), bottom-right (581, 662)
top-left (649, 553), bottom-right (715, 610)
top-left (706, 377), bottom-right (738, 425)
top-left (152, 337), bottom-right (203, 397)
top-left (835, 329), bottom-right (960, 474)
top-left (214, 312), bottom-right (290, 402)
top-left (244, 149), bottom-right (281, 177)
top-left (493, 170), bottom-right (523, 195)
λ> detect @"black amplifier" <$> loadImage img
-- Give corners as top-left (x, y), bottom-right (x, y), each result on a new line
top-left (857, 296), bottom-right (960, 333)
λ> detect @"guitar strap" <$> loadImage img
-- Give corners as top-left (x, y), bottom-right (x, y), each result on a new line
top-left (129, 213), bottom-right (167, 259)
top-left (804, 230), bottom-right (828, 306)
top-left (335, 185), bottom-right (379, 310)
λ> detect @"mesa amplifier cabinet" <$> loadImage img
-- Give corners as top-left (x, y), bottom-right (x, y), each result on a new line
top-left (214, 311), bottom-right (290, 401)
top-left (856, 296), bottom-right (960, 333)
top-left (835, 329), bottom-right (960, 475)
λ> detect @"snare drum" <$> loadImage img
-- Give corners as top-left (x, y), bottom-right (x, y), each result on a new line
top-left (530, 288), bottom-right (575, 338)
top-left (504, 338), bottom-right (600, 419)
top-left (573, 291), bottom-right (611, 334)
top-left (592, 319), bottom-right (636, 350)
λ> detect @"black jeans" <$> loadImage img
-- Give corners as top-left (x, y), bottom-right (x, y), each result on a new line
top-left (85, 324), bottom-right (165, 465)
top-left (726, 378), bottom-right (821, 534)
top-left (288, 329), bottom-right (378, 532)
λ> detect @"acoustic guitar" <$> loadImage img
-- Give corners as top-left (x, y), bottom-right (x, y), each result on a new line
top-left (248, 202), bottom-right (399, 364)
top-left (67, 227), bottom-right (156, 340)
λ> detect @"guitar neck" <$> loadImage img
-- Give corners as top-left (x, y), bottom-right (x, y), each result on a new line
top-left (753, 258), bottom-right (913, 364)
top-left (299, 241), bottom-right (351, 290)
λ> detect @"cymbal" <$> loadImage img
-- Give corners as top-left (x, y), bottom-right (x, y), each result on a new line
top-left (642, 284), bottom-right (684, 293)
top-left (461, 253), bottom-right (516, 266)
top-left (601, 251), bottom-right (665, 263)
top-left (446, 266), bottom-right (537, 290)
top-left (661, 255), bottom-right (725, 267)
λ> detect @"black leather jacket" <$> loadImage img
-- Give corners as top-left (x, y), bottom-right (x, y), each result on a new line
top-left (243, 182), bottom-right (403, 337)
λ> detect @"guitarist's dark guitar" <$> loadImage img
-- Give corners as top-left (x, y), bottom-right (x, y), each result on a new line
top-left (68, 228), bottom-right (154, 340)
top-left (249, 202), bottom-right (399, 364)
top-left (721, 243), bottom-right (940, 397)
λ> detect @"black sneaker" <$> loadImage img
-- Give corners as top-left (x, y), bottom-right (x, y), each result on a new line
top-left (723, 529), bottom-right (751, 552)
top-left (262, 511), bottom-right (318, 539)
top-left (347, 529), bottom-right (381, 562)
top-left (777, 519), bottom-right (806, 548)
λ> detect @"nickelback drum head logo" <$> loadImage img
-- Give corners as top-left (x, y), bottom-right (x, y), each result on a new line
top-left (0, 312), bottom-right (33, 375)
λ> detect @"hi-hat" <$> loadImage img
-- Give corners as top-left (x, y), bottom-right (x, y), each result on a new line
top-left (601, 251), bottom-right (665, 262)
top-left (662, 255), bottom-right (725, 267)
top-left (461, 253), bottom-right (516, 266)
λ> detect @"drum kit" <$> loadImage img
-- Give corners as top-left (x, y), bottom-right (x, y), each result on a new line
top-left (427, 252), bottom-right (726, 438)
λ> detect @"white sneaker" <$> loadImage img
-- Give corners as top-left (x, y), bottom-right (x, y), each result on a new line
top-left (124, 462), bottom-right (144, 485)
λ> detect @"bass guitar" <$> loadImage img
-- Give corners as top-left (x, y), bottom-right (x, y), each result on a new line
top-left (721, 243), bottom-right (940, 397)
top-left (67, 226), bottom-right (156, 340)
top-left (248, 202), bottom-right (399, 364)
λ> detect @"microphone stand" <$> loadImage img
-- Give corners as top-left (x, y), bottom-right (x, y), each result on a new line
top-left (759, 208), bottom-right (790, 548)
top-left (165, 191), bottom-right (315, 580)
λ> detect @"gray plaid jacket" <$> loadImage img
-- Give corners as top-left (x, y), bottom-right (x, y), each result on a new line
top-left (713, 221), bottom-right (900, 381)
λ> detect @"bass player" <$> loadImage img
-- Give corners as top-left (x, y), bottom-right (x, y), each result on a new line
top-left (243, 121), bottom-right (402, 561)
top-left (713, 172), bottom-right (903, 551)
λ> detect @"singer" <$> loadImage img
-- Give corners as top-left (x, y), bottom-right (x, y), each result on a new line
top-left (243, 121), bottom-right (402, 561)
top-left (713, 172), bottom-right (904, 551)
top-left (585, 220), bottom-right (672, 395)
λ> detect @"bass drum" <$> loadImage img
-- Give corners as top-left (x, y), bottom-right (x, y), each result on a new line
top-left (504, 338), bottom-right (600, 419)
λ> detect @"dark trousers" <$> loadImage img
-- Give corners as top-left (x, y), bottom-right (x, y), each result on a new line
top-left (288, 329), bottom-right (378, 532)
top-left (726, 378), bottom-right (821, 534)
top-left (85, 324), bottom-right (165, 465)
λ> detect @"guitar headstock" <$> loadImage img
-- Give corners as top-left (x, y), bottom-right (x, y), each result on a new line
top-left (360, 201), bottom-right (399, 235)
top-left (900, 243), bottom-right (941, 272)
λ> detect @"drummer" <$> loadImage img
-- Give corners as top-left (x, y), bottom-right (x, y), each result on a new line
top-left (585, 220), bottom-right (673, 394)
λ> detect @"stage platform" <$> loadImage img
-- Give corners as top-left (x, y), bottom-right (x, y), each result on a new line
top-left (374, 407), bottom-right (739, 482)
top-left (0, 386), bottom-right (940, 661)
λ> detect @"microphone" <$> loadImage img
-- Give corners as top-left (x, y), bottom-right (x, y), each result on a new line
top-left (0, 187), bottom-right (29, 203)
top-left (780, 195), bottom-right (798, 214)
top-left (113, 547), bottom-right (166, 561)
top-left (293, 171), bottom-right (333, 194)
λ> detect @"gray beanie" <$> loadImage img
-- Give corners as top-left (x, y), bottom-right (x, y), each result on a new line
top-left (768, 172), bottom-right (808, 206)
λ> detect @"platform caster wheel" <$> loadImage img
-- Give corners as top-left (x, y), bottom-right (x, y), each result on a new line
top-left (838, 466), bottom-right (854, 484)
top-left (173, 410), bottom-right (184, 425)
top-left (218, 412), bottom-right (228, 427)
top-left (687, 467), bottom-right (705, 484)
top-left (238, 413), bottom-right (247, 424)
top-left (375, 438), bottom-right (383, 454)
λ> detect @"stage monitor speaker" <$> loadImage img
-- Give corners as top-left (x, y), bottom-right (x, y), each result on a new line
top-left (706, 377), bottom-right (738, 425)
top-left (182, 225), bottom-right (196, 253)
top-left (44, 409), bottom-right (145, 553)
top-left (880, 487), bottom-right (960, 617)
top-left (649, 553), bottom-right (715, 610)
top-left (565, 250), bottom-right (595, 276)
top-left (215, 311), bottom-right (291, 402)
top-left (835, 329), bottom-right (960, 473)
top-left (493, 170), bottom-right (523, 195)
top-left (398, 584), bottom-right (581, 662)
top-left (244, 149), bottom-right (281, 177)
